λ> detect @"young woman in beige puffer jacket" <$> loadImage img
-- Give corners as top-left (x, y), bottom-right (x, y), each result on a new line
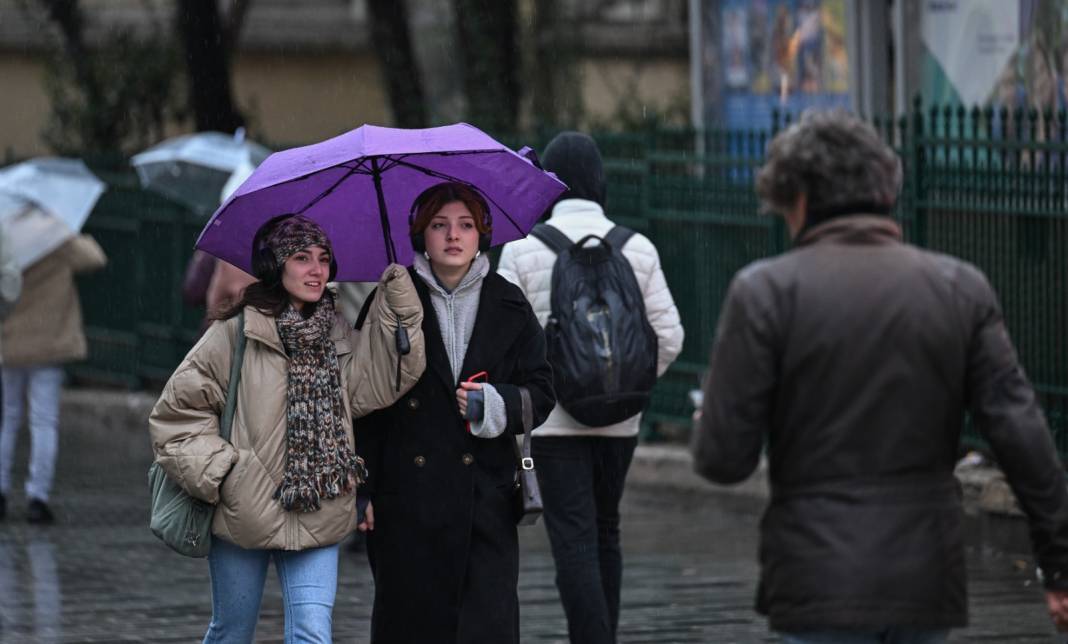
top-left (149, 215), bottom-right (425, 643)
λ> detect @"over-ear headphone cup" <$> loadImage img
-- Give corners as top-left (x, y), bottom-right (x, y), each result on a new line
top-left (479, 233), bottom-right (491, 252)
top-left (411, 232), bottom-right (426, 254)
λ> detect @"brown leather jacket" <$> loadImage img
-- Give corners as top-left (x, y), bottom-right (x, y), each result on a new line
top-left (692, 215), bottom-right (1068, 630)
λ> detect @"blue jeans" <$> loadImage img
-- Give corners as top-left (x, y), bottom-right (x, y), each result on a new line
top-left (781, 629), bottom-right (950, 644)
top-left (0, 366), bottom-right (64, 501)
top-left (532, 435), bottom-right (638, 644)
top-left (203, 537), bottom-right (339, 644)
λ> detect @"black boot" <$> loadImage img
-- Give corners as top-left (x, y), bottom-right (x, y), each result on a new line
top-left (26, 498), bottom-right (54, 524)
top-left (0, 494), bottom-right (5, 521)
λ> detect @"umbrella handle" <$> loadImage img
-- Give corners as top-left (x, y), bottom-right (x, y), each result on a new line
top-left (395, 325), bottom-right (411, 392)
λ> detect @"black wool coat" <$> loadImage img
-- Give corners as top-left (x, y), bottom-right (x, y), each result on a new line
top-left (355, 269), bottom-right (554, 644)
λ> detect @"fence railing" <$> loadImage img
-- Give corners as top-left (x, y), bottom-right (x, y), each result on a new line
top-left (66, 100), bottom-right (1068, 455)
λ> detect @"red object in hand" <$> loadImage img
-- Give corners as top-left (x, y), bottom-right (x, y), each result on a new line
top-left (463, 371), bottom-right (489, 433)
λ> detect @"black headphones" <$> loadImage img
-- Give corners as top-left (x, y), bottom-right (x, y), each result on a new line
top-left (250, 213), bottom-right (338, 285)
top-left (408, 184), bottom-right (493, 254)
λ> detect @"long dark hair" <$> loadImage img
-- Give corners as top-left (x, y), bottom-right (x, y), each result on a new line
top-left (212, 279), bottom-right (293, 321)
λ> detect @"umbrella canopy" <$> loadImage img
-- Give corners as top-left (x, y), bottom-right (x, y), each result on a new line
top-left (0, 158), bottom-right (105, 233)
top-left (0, 195), bottom-right (76, 269)
top-left (0, 158), bottom-right (106, 269)
top-left (196, 123), bottom-right (567, 282)
top-left (132, 129), bottom-right (271, 216)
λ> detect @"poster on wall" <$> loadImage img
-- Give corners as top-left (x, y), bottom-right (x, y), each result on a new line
top-left (918, 0), bottom-right (1068, 114)
top-left (707, 0), bottom-right (850, 130)
top-left (921, 0), bottom-right (1019, 107)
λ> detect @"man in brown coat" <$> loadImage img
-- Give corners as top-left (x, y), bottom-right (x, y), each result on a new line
top-left (691, 110), bottom-right (1068, 642)
top-left (0, 234), bottom-right (105, 523)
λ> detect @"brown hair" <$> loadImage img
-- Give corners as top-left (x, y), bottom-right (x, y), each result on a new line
top-left (409, 182), bottom-right (492, 237)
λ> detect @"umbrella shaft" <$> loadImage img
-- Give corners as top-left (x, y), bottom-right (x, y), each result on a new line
top-left (371, 159), bottom-right (397, 265)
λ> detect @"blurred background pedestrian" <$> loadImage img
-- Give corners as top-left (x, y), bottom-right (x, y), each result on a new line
top-left (0, 234), bottom-right (105, 524)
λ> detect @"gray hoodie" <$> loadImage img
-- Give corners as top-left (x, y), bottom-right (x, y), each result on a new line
top-left (413, 253), bottom-right (507, 438)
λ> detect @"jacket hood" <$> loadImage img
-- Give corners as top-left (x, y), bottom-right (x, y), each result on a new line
top-left (542, 132), bottom-right (606, 206)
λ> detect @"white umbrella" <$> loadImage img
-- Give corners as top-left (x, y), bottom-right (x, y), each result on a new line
top-left (0, 158), bottom-right (106, 269)
top-left (0, 158), bottom-right (105, 233)
top-left (132, 128), bottom-right (271, 216)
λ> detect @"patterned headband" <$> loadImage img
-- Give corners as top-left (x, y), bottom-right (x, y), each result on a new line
top-left (267, 216), bottom-right (332, 265)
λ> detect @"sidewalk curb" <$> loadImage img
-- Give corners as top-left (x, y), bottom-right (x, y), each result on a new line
top-left (628, 443), bottom-right (1023, 518)
top-left (59, 389), bottom-right (1024, 518)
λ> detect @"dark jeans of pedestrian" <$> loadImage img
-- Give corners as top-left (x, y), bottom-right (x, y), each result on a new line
top-left (532, 434), bottom-right (638, 644)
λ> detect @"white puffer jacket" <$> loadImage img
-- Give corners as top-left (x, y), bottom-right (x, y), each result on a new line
top-left (498, 198), bottom-right (684, 437)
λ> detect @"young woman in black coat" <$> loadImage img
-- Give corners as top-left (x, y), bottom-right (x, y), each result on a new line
top-left (354, 181), bottom-right (555, 644)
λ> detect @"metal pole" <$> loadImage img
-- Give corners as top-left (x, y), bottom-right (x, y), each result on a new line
top-left (371, 157), bottom-right (397, 264)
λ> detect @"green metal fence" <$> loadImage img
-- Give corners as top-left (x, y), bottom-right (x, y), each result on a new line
top-left (66, 101), bottom-right (1068, 454)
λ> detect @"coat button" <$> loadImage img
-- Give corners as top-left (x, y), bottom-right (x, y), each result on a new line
top-left (461, 453), bottom-right (474, 466)
top-left (414, 455), bottom-right (426, 467)
top-left (407, 397), bottom-right (420, 410)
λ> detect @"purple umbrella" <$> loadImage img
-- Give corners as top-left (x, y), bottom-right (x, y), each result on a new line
top-left (195, 123), bottom-right (567, 281)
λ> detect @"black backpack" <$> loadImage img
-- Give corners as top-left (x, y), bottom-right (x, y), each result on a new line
top-left (530, 223), bottom-right (658, 427)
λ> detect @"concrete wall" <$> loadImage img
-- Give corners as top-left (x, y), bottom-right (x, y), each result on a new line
top-left (0, 54), bottom-right (51, 159)
top-left (232, 50), bottom-right (389, 145)
top-left (0, 51), bottom-right (687, 159)
top-left (581, 57), bottom-right (689, 123)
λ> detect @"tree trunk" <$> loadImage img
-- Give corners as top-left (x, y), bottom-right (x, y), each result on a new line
top-left (176, 0), bottom-right (244, 133)
top-left (454, 0), bottom-right (520, 134)
top-left (367, 0), bottom-right (428, 128)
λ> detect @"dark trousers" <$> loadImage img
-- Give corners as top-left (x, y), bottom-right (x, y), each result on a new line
top-left (532, 435), bottom-right (638, 644)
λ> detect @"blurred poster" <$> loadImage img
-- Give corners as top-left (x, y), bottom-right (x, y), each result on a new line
top-left (919, 0), bottom-right (1068, 116)
top-left (711, 0), bottom-right (850, 130)
top-left (921, 0), bottom-right (1019, 106)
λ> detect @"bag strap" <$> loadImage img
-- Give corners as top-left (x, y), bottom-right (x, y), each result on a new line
top-left (529, 223), bottom-right (573, 255)
top-left (513, 387), bottom-right (535, 472)
top-left (219, 311), bottom-right (247, 443)
top-left (603, 225), bottom-right (636, 253)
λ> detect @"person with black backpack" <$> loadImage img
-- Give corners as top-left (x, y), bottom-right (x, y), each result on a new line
top-left (498, 131), bottom-right (683, 644)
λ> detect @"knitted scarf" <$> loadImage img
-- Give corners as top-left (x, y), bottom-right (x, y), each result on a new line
top-left (274, 294), bottom-right (366, 512)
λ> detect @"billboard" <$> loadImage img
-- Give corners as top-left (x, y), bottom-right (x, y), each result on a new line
top-left (699, 0), bottom-right (851, 130)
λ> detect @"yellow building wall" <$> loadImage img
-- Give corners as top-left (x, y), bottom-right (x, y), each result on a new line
top-left (0, 50), bottom-right (389, 158)
top-left (0, 49), bottom-right (686, 159)
top-left (0, 54), bottom-right (52, 159)
top-left (580, 57), bottom-right (690, 125)
top-left (233, 50), bottom-right (390, 147)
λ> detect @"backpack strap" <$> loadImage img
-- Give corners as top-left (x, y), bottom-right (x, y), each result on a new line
top-left (603, 226), bottom-right (636, 253)
top-left (529, 223), bottom-right (574, 255)
top-left (219, 311), bottom-right (246, 443)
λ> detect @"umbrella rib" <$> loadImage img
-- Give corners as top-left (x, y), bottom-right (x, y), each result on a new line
top-left (388, 156), bottom-right (525, 235)
top-left (294, 165), bottom-right (362, 215)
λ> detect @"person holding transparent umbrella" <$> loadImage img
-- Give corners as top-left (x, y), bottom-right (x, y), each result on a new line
top-left (0, 234), bottom-right (104, 524)
top-left (0, 158), bottom-right (104, 525)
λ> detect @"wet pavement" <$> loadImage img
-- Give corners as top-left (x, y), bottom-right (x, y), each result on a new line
top-left (0, 415), bottom-right (1063, 643)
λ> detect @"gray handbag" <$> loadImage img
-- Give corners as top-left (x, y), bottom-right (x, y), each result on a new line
top-left (148, 312), bottom-right (246, 557)
top-left (513, 387), bottom-right (543, 526)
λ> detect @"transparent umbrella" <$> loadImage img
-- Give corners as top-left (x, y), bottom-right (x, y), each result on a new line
top-left (132, 128), bottom-right (271, 216)
top-left (0, 158), bottom-right (106, 269)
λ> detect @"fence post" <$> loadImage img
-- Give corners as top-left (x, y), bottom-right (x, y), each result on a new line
top-left (768, 108), bottom-right (787, 254)
top-left (909, 94), bottom-right (927, 248)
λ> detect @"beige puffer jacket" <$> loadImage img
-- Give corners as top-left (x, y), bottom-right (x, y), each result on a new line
top-left (2, 235), bottom-right (105, 367)
top-left (149, 265), bottom-right (425, 551)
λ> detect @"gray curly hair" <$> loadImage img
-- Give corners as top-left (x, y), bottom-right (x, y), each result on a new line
top-left (755, 109), bottom-right (902, 219)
